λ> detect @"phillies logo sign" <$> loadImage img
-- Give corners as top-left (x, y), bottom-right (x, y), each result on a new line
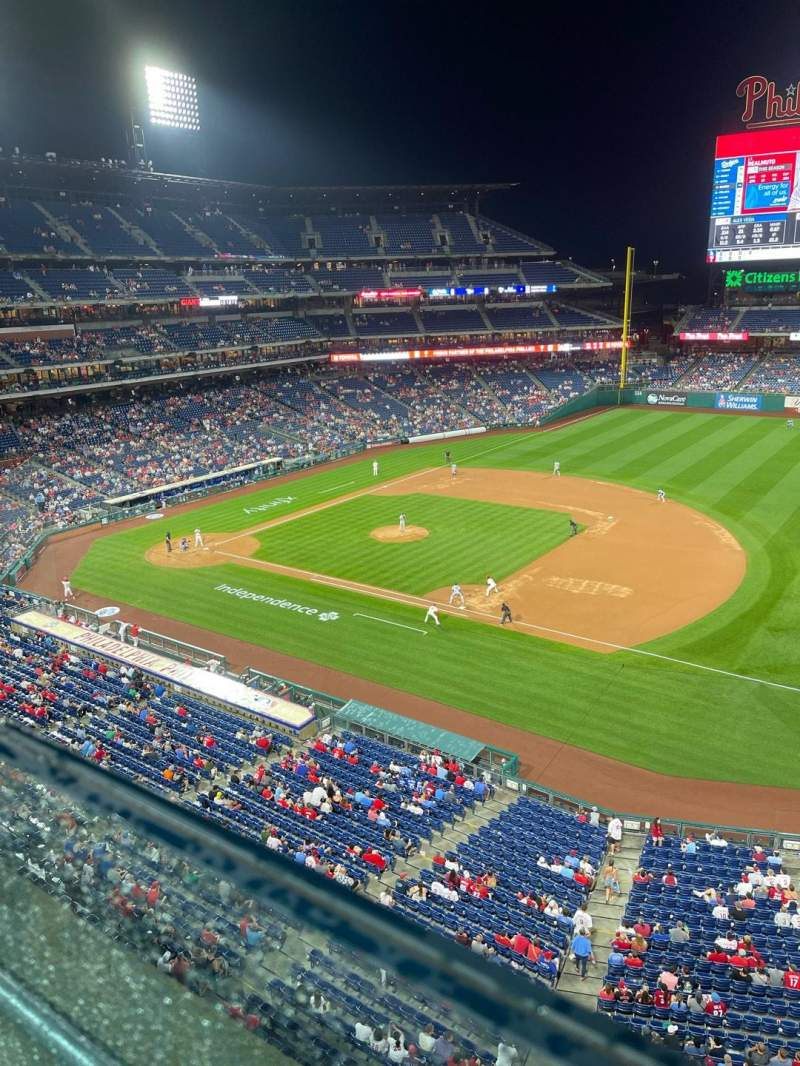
top-left (738, 76), bottom-right (800, 128)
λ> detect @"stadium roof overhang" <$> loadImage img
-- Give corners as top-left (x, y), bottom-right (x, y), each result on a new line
top-left (0, 155), bottom-right (516, 211)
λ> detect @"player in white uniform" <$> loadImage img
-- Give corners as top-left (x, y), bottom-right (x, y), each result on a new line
top-left (61, 576), bottom-right (74, 601)
top-left (450, 463), bottom-right (457, 480)
top-left (372, 460), bottom-right (379, 476)
top-left (194, 527), bottom-right (204, 548)
top-left (485, 576), bottom-right (499, 597)
top-left (449, 583), bottom-right (465, 608)
top-left (553, 460), bottom-right (561, 477)
top-left (399, 512), bottom-right (407, 533)
top-left (657, 489), bottom-right (666, 502)
top-left (424, 605), bottom-right (440, 626)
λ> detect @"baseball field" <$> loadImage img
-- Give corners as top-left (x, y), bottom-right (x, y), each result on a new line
top-left (65, 407), bottom-right (800, 791)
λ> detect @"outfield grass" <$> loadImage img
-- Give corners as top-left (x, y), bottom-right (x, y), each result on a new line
top-left (72, 410), bottom-right (800, 789)
top-left (252, 493), bottom-right (570, 593)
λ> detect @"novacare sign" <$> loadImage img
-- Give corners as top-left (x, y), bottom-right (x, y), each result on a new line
top-left (214, 583), bottom-right (340, 622)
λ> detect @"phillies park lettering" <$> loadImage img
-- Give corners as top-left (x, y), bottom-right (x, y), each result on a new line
top-left (738, 75), bottom-right (800, 127)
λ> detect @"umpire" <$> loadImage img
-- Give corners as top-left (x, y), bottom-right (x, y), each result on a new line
top-left (499, 602), bottom-right (513, 625)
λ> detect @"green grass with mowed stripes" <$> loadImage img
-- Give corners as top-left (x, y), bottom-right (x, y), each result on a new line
top-left (72, 409), bottom-right (800, 790)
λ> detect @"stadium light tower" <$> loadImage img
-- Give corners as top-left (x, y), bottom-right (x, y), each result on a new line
top-left (144, 66), bottom-right (200, 131)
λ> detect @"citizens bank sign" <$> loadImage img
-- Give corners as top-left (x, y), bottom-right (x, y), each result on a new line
top-left (724, 268), bottom-right (800, 292)
top-left (738, 75), bottom-right (800, 128)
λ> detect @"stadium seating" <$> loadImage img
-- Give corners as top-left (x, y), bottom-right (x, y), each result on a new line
top-left (243, 268), bottom-right (317, 296)
top-left (352, 311), bottom-right (420, 337)
top-left (375, 213), bottom-right (438, 255)
top-left (111, 267), bottom-right (196, 299)
top-left (679, 307), bottom-right (743, 332)
top-left (314, 266), bottom-right (386, 292)
top-left (35, 267), bottom-right (123, 301)
top-left (0, 198), bottom-right (83, 255)
top-left (600, 830), bottom-right (800, 1062)
top-left (114, 205), bottom-right (209, 257)
top-left (419, 307), bottom-right (488, 333)
top-left (520, 261), bottom-right (586, 285)
top-left (746, 357), bottom-right (800, 393)
top-left (0, 270), bottom-right (38, 303)
top-left (485, 305), bottom-right (556, 331)
top-left (679, 353), bottom-right (759, 391)
top-left (185, 211), bottom-right (262, 255)
top-left (44, 202), bottom-right (147, 256)
top-left (737, 308), bottom-right (800, 334)
top-left (476, 216), bottom-right (552, 254)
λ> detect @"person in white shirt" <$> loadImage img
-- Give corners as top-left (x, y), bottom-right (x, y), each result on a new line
top-left (775, 869), bottom-right (791, 888)
top-left (194, 528), bottom-right (204, 548)
top-left (418, 1026), bottom-right (436, 1054)
top-left (775, 906), bottom-right (793, 928)
top-left (589, 806), bottom-right (601, 828)
top-left (372, 460), bottom-right (379, 477)
top-left (379, 890), bottom-right (395, 908)
top-left (543, 898), bottom-right (561, 917)
top-left (496, 1040), bottom-right (519, 1066)
top-left (715, 932), bottom-right (738, 951)
top-left (705, 831), bottom-right (728, 847)
top-left (387, 1036), bottom-right (408, 1063)
top-left (309, 991), bottom-right (330, 1015)
top-left (448, 583), bottom-right (465, 608)
top-left (354, 1021), bottom-right (372, 1043)
top-left (486, 576), bottom-right (499, 596)
top-left (370, 1028), bottom-right (389, 1055)
top-left (552, 461), bottom-right (561, 477)
top-left (790, 912), bottom-right (800, 930)
top-left (712, 902), bottom-right (729, 921)
top-left (573, 906), bottom-right (593, 934)
top-left (579, 856), bottom-right (596, 877)
top-left (607, 816), bottom-right (623, 854)
top-left (735, 879), bottom-right (753, 897)
top-left (424, 605), bottom-right (441, 626)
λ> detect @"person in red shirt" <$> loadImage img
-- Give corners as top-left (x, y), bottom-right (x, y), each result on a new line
top-left (784, 964), bottom-right (800, 990)
top-left (494, 932), bottom-right (513, 948)
top-left (511, 932), bottom-right (531, 955)
top-left (653, 984), bottom-right (671, 1008)
top-left (704, 993), bottom-right (727, 1017)
top-left (650, 818), bottom-right (664, 847)
top-left (661, 866), bottom-right (678, 887)
top-left (370, 797), bottom-right (386, 812)
top-left (362, 849), bottom-right (386, 872)
top-left (706, 949), bottom-right (730, 964)
top-left (612, 934), bottom-right (631, 953)
top-left (634, 917), bottom-right (652, 938)
top-left (624, 954), bottom-right (643, 969)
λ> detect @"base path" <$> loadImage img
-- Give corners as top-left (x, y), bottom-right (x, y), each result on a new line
top-left (380, 468), bottom-right (745, 650)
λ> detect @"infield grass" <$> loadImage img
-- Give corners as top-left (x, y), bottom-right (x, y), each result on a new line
top-left (72, 410), bottom-right (800, 789)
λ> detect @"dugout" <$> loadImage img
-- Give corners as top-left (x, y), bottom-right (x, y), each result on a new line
top-left (333, 700), bottom-right (517, 781)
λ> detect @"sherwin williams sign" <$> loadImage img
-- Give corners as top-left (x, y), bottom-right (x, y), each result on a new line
top-left (715, 392), bottom-right (763, 411)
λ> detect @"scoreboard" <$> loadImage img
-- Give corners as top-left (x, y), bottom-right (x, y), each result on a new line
top-left (708, 127), bottom-right (800, 263)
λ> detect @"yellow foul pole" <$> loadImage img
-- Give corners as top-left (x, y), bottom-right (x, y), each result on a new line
top-left (619, 245), bottom-right (635, 390)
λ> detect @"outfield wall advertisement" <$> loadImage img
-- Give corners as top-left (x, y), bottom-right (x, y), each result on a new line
top-left (714, 392), bottom-right (763, 411)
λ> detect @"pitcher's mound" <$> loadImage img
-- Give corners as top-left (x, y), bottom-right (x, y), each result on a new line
top-left (370, 525), bottom-right (429, 543)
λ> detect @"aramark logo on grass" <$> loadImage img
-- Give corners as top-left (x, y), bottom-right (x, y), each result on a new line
top-left (243, 495), bottom-right (296, 515)
top-left (214, 583), bottom-right (339, 622)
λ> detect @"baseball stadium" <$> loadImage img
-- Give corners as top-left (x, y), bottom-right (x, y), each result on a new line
top-left (2, 9), bottom-right (800, 1066)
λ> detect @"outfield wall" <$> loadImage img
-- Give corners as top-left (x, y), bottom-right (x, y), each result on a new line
top-left (544, 385), bottom-right (793, 424)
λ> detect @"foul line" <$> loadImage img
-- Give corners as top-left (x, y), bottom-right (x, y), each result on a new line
top-left (215, 548), bottom-right (800, 695)
top-left (318, 480), bottom-right (356, 494)
top-left (353, 612), bottom-right (427, 635)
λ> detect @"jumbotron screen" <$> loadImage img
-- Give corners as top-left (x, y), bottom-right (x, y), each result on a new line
top-left (708, 127), bottom-right (800, 263)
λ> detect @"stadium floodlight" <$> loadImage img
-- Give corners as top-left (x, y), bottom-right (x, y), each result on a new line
top-left (144, 66), bottom-right (200, 131)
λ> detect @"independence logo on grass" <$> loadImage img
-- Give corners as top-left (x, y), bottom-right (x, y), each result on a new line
top-left (214, 582), bottom-right (339, 622)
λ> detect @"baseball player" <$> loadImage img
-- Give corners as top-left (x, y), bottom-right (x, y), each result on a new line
top-left (61, 576), bottom-right (74, 601)
top-left (449, 583), bottom-right (465, 608)
top-left (399, 512), bottom-right (407, 533)
top-left (450, 462), bottom-right (457, 480)
top-left (194, 527), bottom-right (204, 548)
top-left (499, 602), bottom-right (513, 625)
top-left (485, 576), bottom-right (499, 597)
top-left (372, 460), bottom-right (379, 476)
top-left (165, 531), bottom-right (172, 554)
top-left (569, 519), bottom-right (579, 537)
top-left (553, 460), bottom-right (561, 477)
top-left (424, 605), bottom-right (441, 626)
top-left (657, 489), bottom-right (666, 503)
top-left (788, 419), bottom-right (795, 429)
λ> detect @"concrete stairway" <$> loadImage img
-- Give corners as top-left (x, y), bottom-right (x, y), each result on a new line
top-left (363, 787), bottom-right (518, 900)
top-left (557, 829), bottom-right (647, 1010)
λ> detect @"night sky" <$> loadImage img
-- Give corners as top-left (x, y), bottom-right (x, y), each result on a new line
top-left (3, 1), bottom-right (800, 293)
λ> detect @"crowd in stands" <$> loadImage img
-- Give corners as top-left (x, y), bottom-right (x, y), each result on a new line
top-left (680, 353), bottom-right (759, 391)
top-left (597, 825), bottom-right (800, 1064)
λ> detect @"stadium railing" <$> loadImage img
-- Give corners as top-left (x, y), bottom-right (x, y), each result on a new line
top-left (0, 720), bottom-right (680, 1066)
